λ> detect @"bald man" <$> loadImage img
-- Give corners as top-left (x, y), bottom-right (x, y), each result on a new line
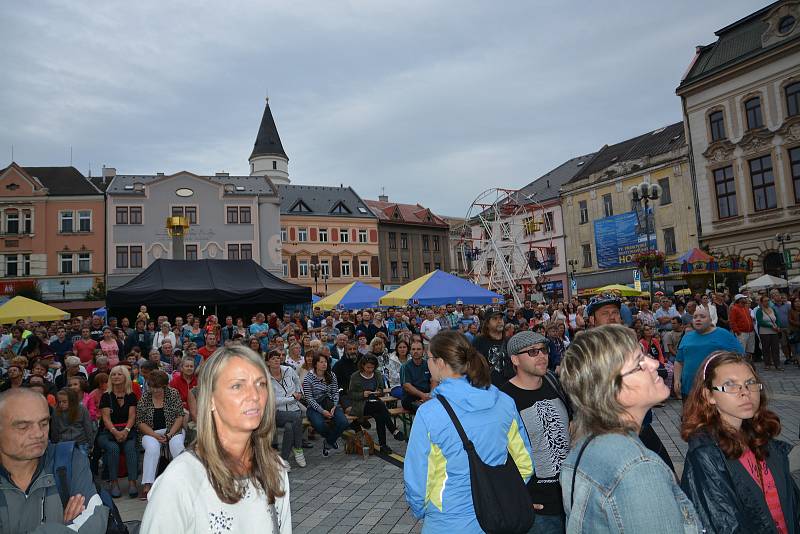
top-left (0, 388), bottom-right (108, 533)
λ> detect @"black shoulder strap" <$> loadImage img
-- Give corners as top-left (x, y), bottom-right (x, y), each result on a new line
top-left (570, 434), bottom-right (597, 510)
top-left (543, 371), bottom-right (573, 420)
top-left (437, 395), bottom-right (475, 452)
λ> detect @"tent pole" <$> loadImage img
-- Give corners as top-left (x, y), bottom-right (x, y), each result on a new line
top-left (215, 304), bottom-right (218, 317)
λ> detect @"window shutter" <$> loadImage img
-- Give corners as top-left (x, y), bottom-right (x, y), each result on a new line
top-left (352, 257), bottom-right (359, 277)
top-left (369, 229), bottom-right (378, 242)
top-left (290, 255), bottom-right (298, 278)
top-left (370, 256), bottom-right (379, 278)
top-left (332, 255), bottom-right (340, 277)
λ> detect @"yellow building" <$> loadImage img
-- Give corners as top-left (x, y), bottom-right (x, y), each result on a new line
top-left (562, 122), bottom-right (699, 294)
top-left (277, 184), bottom-right (380, 295)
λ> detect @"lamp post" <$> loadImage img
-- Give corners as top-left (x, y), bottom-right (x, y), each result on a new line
top-left (310, 263), bottom-right (321, 293)
top-left (628, 181), bottom-right (662, 299)
top-left (776, 233), bottom-right (792, 278)
top-left (59, 279), bottom-right (70, 300)
top-left (567, 259), bottom-right (579, 299)
top-left (165, 216), bottom-right (190, 260)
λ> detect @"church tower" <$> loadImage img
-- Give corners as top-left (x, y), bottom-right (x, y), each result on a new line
top-left (249, 98), bottom-right (289, 184)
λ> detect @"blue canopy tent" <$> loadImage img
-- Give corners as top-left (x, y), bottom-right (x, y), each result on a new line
top-left (316, 282), bottom-right (386, 310)
top-left (381, 270), bottom-right (504, 306)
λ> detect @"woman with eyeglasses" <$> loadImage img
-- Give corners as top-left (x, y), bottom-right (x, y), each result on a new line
top-left (680, 351), bottom-right (799, 533)
top-left (559, 324), bottom-right (702, 533)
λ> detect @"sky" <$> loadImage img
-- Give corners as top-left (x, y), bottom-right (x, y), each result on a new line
top-left (0, 0), bottom-right (762, 217)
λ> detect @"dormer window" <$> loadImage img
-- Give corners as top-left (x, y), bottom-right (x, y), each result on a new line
top-left (330, 202), bottom-right (351, 215)
top-left (779, 15), bottom-right (796, 34)
top-left (290, 200), bottom-right (312, 213)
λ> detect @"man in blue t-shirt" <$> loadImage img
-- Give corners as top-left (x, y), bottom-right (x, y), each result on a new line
top-left (674, 307), bottom-right (743, 399)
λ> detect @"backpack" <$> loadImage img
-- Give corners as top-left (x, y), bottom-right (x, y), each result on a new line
top-left (437, 395), bottom-right (534, 534)
top-left (53, 441), bottom-right (139, 534)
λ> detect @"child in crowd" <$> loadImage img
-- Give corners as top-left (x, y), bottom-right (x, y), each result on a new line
top-left (51, 388), bottom-right (94, 455)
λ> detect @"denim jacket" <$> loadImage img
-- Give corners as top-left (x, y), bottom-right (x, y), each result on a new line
top-left (560, 432), bottom-right (703, 533)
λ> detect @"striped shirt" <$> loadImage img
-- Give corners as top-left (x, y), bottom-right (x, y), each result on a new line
top-left (301, 372), bottom-right (339, 413)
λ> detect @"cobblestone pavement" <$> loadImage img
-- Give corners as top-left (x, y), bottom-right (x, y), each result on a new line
top-left (117, 364), bottom-right (800, 532)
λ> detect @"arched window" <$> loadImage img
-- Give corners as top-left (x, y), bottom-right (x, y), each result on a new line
top-left (744, 97), bottom-right (763, 129)
top-left (786, 82), bottom-right (800, 117)
top-left (762, 251), bottom-right (786, 278)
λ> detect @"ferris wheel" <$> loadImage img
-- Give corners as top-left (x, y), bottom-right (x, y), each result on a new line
top-left (459, 188), bottom-right (556, 307)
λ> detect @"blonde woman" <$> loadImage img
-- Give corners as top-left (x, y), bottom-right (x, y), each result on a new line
top-left (97, 365), bottom-right (139, 498)
top-left (558, 325), bottom-right (702, 533)
top-left (141, 345), bottom-right (290, 533)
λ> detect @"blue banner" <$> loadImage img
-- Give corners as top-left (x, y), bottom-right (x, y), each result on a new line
top-left (593, 211), bottom-right (655, 269)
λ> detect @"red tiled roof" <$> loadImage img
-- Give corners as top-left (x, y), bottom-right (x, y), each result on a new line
top-left (364, 199), bottom-right (449, 227)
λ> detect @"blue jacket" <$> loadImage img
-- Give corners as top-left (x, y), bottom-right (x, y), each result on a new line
top-left (561, 432), bottom-right (702, 533)
top-left (403, 376), bottom-right (533, 533)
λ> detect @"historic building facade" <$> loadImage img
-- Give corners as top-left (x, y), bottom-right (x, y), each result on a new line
top-left (0, 163), bottom-right (106, 300)
top-left (364, 196), bottom-right (451, 290)
top-left (278, 185), bottom-right (380, 294)
top-left (105, 170), bottom-right (281, 289)
top-left (561, 122), bottom-right (698, 294)
top-left (677, 1), bottom-right (800, 281)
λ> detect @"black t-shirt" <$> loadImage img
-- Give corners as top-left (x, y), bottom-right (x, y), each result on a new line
top-left (153, 407), bottom-right (166, 431)
top-left (472, 335), bottom-right (513, 386)
top-left (500, 380), bottom-right (570, 516)
top-left (99, 392), bottom-right (138, 427)
top-left (333, 357), bottom-right (358, 393)
top-left (716, 304), bottom-right (729, 329)
top-left (338, 321), bottom-right (356, 338)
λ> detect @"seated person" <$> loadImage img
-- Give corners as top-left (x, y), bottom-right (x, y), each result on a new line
top-left (333, 340), bottom-right (360, 409)
top-left (0, 388), bottom-right (109, 532)
top-left (348, 355), bottom-right (405, 453)
top-left (400, 340), bottom-right (436, 413)
top-left (302, 353), bottom-right (349, 456)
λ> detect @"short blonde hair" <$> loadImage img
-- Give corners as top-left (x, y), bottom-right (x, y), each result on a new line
top-left (559, 324), bottom-right (640, 439)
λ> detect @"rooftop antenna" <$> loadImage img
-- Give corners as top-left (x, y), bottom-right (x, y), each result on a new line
top-left (10, 144), bottom-right (14, 162)
top-left (266, 87), bottom-right (269, 103)
top-left (70, 146), bottom-right (73, 166)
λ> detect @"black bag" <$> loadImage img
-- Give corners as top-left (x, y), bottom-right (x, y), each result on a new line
top-left (438, 395), bottom-right (534, 534)
top-left (318, 394), bottom-right (335, 412)
top-left (156, 441), bottom-right (172, 477)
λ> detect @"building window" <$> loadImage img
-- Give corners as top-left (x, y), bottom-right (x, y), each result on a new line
top-left (579, 200), bottom-right (588, 224)
top-left (5, 210), bottom-right (19, 234)
top-left (663, 228), bottom-right (676, 255)
top-left (172, 206), bottom-right (197, 225)
top-left (280, 227), bottom-right (287, 242)
top-left (298, 228), bottom-right (308, 242)
top-left (320, 260), bottom-right (330, 277)
top-left (422, 235), bottom-right (430, 251)
top-left (602, 194), bottom-right (613, 217)
top-left (282, 260), bottom-right (289, 277)
top-left (500, 222), bottom-right (511, 240)
top-left (433, 236), bottom-right (440, 251)
top-left (658, 178), bottom-right (672, 205)
top-left (388, 232), bottom-right (396, 249)
top-left (543, 212), bottom-right (554, 232)
top-left (130, 246), bottom-right (142, 268)
top-left (77, 211), bottom-right (91, 232)
top-left (5, 255), bottom-right (18, 277)
top-left (400, 233), bottom-right (408, 249)
top-left (78, 253), bottom-right (91, 273)
top-left (21, 210), bottom-right (31, 234)
top-left (359, 260), bottom-right (370, 277)
top-left (341, 260), bottom-right (351, 277)
top-left (709, 110), bottom-right (726, 141)
top-left (749, 155), bottom-right (776, 211)
top-left (228, 244), bottom-right (239, 260)
top-left (435, 262), bottom-right (441, 271)
top-left (272, 160), bottom-right (277, 170)
top-left (299, 260), bottom-right (309, 277)
top-left (116, 207), bottom-right (128, 224)
top-left (22, 254), bottom-right (30, 276)
top-left (318, 228), bottom-right (328, 243)
top-left (358, 229), bottom-right (368, 243)
top-left (60, 254), bottom-right (74, 274)
top-left (391, 261), bottom-right (398, 279)
top-left (581, 244), bottom-right (592, 268)
top-left (59, 211), bottom-right (74, 233)
top-left (227, 244), bottom-right (252, 260)
top-left (130, 207), bottom-right (142, 225)
top-left (339, 229), bottom-right (349, 243)
top-left (116, 246), bottom-right (128, 268)
top-left (713, 166), bottom-right (737, 218)
top-left (185, 245), bottom-right (198, 260)
top-left (786, 82), bottom-right (800, 117)
top-left (226, 207), bottom-right (238, 224)
top-left (240, 207), bottom-right (251, 224)
top-left (744, 97), bottom-right (764, 130)
top-left (789, 146), bottom-right (800, 204)
top-left (423, 262), bottom-right (430, 273)
top-left (402, 261), bottom-right (409, 279)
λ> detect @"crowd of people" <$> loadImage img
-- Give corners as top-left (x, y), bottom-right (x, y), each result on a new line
top-left (0, 286), bottom-right (799, 532)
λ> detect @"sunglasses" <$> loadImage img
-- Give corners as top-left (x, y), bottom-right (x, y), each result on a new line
top-left (517, 346), bottom-right (549, 357)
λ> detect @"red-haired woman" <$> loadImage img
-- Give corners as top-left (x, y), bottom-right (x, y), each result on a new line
top-left (680, 351), bottom-right (800, 533)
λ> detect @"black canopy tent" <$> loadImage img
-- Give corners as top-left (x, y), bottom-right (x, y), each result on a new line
top-left (106, 259), bottom-right (311, 318)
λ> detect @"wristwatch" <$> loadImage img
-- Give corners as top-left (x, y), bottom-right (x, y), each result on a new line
top-left (124, 427), bottom-right (131, 432)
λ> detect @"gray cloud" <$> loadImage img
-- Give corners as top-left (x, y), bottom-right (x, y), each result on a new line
top-left (1, 0), bottom-right (758, 216)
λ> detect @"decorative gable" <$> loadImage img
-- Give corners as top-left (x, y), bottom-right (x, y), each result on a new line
top-left (330, 201), bottom-right (351, 215)
top-left (762, 1), bottom-right (800, 48)
top-left (290, 199), bottom-right (313, 213)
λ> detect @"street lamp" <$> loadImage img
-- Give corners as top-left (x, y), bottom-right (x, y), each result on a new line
top-left (310, 263), bottom-right (323, 294)
top-left (567, 259), bottom-right (579, 298)
top-left (628, 181), bottom-right (662, 299)
top-left (776, 233), bottom-right (792, 278)
top-left (59, 279), bottom-right (70, 300)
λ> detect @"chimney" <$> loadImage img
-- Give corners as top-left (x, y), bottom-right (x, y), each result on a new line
top-left (378, 193), bottom-right (389, 202)
top-left (102, 166), bottom-right (116, 185)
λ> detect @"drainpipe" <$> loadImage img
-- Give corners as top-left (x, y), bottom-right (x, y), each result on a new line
top-left (681, 95), bottom-right (703, 242)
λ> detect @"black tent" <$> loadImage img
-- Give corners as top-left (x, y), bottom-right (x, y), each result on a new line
top-left (107, 259), bottom-right (311, 312)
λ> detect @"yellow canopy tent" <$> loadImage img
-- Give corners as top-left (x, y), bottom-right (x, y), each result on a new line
top-left (674, 288), bottom-right (692, 296)
top-left (0, 296), bottom-right (70, 323)
top-left (591, 284), bottom-right (643, 297)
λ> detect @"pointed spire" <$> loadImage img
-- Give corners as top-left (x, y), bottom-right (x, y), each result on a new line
top-left (250, 98), bottom-right (288, 161)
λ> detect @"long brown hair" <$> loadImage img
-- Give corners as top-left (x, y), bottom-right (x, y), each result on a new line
top-left (429, 330), bottom-right (490, 388)
top-left (194, 345), bottom-right (285, 504)
top-left (681, 351), bottom-right (780, 461)
top-left (57, 387), bottom-right (81, 423)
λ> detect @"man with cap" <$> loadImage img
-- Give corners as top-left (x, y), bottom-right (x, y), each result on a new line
top-left (501, 331), bottom-right (571, 533)
top-left (584, 293), bottom-right (676, 473)
top-left (472, 307), bottom-right (514, 387)
top-left (729, 293), bottom-right (755, 361)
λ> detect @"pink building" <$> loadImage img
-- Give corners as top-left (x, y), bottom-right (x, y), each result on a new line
top-left (0, 163), bottom-right (106, 301)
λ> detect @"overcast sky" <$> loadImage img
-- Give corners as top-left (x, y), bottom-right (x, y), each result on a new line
top-left (1, 0), bottom-right (760, 217)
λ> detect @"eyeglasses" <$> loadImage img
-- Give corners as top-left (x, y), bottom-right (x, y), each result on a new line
top-left (711, 382), bottom-right (763, 394)
top-left (620, 353), bottom-right (656, 378)
top-left (518, 346), bottom-right (548, 357)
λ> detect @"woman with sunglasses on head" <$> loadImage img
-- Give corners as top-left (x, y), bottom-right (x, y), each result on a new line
top-left (680, 351), bottom-right (800, 533)
top-left (559, 324), bottom-right (702, 533)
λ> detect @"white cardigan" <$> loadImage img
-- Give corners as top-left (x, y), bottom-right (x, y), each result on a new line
top-left (141, 452), bottom-right (291, 534)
